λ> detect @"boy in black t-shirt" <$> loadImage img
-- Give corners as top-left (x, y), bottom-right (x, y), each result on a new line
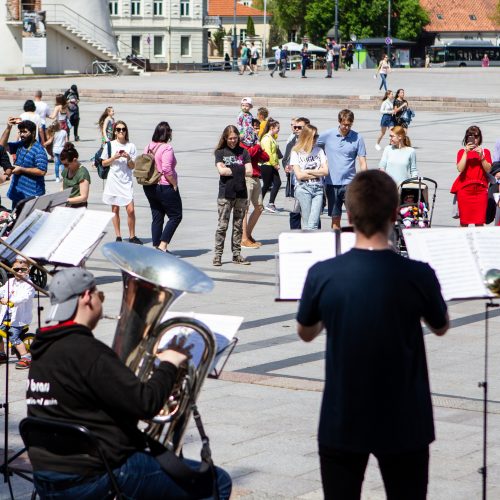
top-left (297, 170), bottom-right (449, 499)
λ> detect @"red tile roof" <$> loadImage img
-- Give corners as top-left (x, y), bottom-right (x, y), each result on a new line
top-left (421, 0), bottom-right (499, 32)
top-left (208, 0), bottom-right (270, 17)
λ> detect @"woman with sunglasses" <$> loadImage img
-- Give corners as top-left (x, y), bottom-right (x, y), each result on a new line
top-left (451, 126), bottom-right (492, 227)
top-left (101, 121), bottom-right (142, 243)
top-left (290, 124), bottom-right (328, 229)
top-left (60, 143), bottom-right (91, 208)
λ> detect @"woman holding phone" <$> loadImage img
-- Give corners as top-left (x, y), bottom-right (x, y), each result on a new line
top-left (451, 125), bottom-right (492, 226)
top-left (101, 120), bottom-right (143, 243)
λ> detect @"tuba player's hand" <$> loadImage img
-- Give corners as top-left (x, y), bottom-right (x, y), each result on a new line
top-left (157, 335), bottom-right (194, 367)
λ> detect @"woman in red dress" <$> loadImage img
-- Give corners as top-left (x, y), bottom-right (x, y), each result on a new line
top-left (451, 126), bottom-right (492, 226)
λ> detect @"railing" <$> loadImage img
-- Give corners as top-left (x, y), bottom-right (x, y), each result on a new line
top-left (42, 3), bottom-right (118, 54)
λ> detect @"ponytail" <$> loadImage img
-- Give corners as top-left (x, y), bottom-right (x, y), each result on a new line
top-left (60, 142), bottom-right (79, 162)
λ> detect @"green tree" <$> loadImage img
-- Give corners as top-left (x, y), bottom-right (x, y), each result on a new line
top-left (246, 16), bottom-right (256, 36)
top-left (490, 1), bottom-right (500, 24)
top-left (304, 0), bottom-right (429, 44)
top-left (271, 0), bottom-right (310, 38)
top-left (213, 27), bottom-right (226, 56)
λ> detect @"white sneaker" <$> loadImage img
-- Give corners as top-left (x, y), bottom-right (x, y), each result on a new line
top-left (55, 177), bottom-right (61, 182)
top-left (265, 204), bottom-right (277, 213)
top-left (375, 143), bottom-right (381, 151)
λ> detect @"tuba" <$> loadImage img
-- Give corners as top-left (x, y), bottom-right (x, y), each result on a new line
top-left (485, 269), bottom-right (500, 297)
top-left (102, 242), bottom-right (216, 454)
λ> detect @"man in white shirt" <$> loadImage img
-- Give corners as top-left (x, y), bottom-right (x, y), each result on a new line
top-left (34, 90), bottom-right (50, 143)
top-left (270, 45), bottom-right (282, 77)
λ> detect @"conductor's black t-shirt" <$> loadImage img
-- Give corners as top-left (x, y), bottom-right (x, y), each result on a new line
top-left (215, 146), bottom-right (249, 199)
top-left (297, 248), bottom-right (447, 453)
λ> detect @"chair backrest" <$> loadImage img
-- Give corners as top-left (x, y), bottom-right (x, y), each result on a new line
top-left (19, 417), bottom-right (122, 498)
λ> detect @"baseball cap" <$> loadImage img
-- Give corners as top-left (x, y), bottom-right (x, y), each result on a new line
top-left (46, 268), bottom-right (96, 323)
top-left (241, 97), bottom-right (253, 107)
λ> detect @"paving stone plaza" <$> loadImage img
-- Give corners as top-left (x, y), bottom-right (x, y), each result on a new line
top-left (1, 67), bottom-right (500, 499)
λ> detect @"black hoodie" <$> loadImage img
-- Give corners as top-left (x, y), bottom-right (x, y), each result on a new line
top-left (27, 321), bottom-right (178, 474)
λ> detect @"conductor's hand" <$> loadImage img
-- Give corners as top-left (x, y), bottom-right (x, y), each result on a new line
top-left (157, 335), bottom-right (194, 367)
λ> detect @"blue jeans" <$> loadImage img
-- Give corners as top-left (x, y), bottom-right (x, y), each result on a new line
top-left (54, 154), bottom-right (64, 179)
top-left (294, 182), bottom-right (324, 229)
top-left (143, 184), bottom-right (183, 247)
top-left (379, 73), bottom-right (387, 91)
top-left (34, 452), bottom-right (232, 499)
top-left (0, 324), bottom-right (24, 345)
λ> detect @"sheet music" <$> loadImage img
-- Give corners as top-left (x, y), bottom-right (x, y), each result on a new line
top-left (21, 207), bottom-right (85, 260)
top-left (278, 231), bottom-right (337, 300)
top-left (0, 210), bottom-right (48, 262)
top-left (340, 232), bottom-right (356, 254)
top-left (470, 227), bottom-right (500, 276)
top-left (50, 210), bottom-right (114, 265)
top-left (158, 312), bottom-right (243, 370)
top-left (404, 228), bottom-right (491, 300)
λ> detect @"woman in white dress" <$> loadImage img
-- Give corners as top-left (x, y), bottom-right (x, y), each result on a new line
top-left (101, 120), bottom-right (143, 244)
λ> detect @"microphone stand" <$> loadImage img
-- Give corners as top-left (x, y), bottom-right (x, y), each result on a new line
top-left (0, 280), bottom-right (43, 498)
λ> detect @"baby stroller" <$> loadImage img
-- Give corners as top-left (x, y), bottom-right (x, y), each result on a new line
top-left (394, 177), bottom-right (438, 255)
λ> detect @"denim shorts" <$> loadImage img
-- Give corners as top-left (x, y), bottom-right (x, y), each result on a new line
top-left (381, 114), bottom-right (395, 128)
top-left (325, 184), bottom-right (347, 217)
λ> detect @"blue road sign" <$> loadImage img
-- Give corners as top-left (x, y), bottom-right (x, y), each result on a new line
top-left (385, 37), bottom-right (393, 45)
top-left (355, 44), bottom-right (363, 50)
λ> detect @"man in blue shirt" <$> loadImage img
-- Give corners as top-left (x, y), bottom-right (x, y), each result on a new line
top-left (317, 109), bottom-right (367, 229)
top-left (0, 118), bottom-right (47, 208)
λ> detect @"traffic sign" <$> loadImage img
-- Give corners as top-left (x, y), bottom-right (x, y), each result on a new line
top-left (385, 37), bottom-right (393, 45)
top-left (146, 35), bottom-right (151, 45)
top-left (355, 43), bottom-right (363, 51)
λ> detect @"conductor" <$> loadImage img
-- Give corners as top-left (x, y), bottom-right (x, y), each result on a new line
top-left (297, 170), bottom-right (449, 499)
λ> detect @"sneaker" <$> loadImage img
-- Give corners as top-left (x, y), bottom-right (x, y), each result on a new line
top-left (265, 203), bottom-right (277, 213)
top-left (16, 357), bottom-right (31, 370)
top-left (233, 255), bottom-right (250, 265)
top-left (375, 143), bottom-right (381, 151)
top-left (55, 177), bottom-right (61, 183)
top-left (128, 236), bottom-right (143, 245)
top-left (75, 136), bottom-right (80, 142)
top-left (241, 239), bottom-right (260, 248)
top-left (270, 73), bottom-right (273, 78)
top-left (213, 256), bottom-right (222, 267)
top-left (0, 352), bottom-right (7, 364)
top-left (116, 236), bottom-right (123, 242)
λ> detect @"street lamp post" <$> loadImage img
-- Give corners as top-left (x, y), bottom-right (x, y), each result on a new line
top-left (334, 0), bottom-right (339, 42)
top-left (387, 0), bottom-right (391, 60)
top-left (263, 0), bottom-right (267, 68)
top-left (233, 0), bottom-right (237, 71)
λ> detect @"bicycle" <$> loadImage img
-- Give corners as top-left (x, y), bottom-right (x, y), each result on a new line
top-left (0, 325), bottom-right (35, 360)
top-left (85, 60), bottom-right (120, 77)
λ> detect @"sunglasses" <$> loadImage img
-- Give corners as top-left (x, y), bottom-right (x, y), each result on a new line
top-left (13, 267), bottom-right (28, 272)
top-left (293, 126), bottom-right (303, 130)
top-left (115, 127), bottom-right (127, 132)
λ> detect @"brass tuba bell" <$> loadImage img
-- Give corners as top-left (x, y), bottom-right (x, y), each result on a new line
top-left (485, 269), bottom-right (500, 297)
top-left (102, 242), bottom-right (216, 454)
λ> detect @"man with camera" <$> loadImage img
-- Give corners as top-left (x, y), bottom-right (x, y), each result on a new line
top-left (0, 117), bottom-right (47, 208)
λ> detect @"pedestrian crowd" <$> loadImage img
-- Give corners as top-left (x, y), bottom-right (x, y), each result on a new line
top-left (0, 85), bottom-right (499, 269)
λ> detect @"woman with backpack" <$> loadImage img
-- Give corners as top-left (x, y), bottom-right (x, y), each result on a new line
top-left (100, 120), bottom-right (143, 244)
top-left (142, 121), bottom-right (182, 253)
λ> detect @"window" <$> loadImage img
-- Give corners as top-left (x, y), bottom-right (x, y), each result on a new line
top-left (180, 36), bottom-right (190, 56)
top-left (153, 1), bottom-right (163, 16)
top-left (239, 29), bottom-right (247, 43)
top-left (131, 1), bottom-right (141, 16)
top-left (153, 36), bottom-right (164, 56)
top-left (131, 35), bottom-right (141, 56)
top-left (436, 14), bottom-right (443, 20)
top-left (180, 0), bottom-right (190, 17)
top-left (469, 14), bottom-right (477, 20)
top-left (109, 1), bottom-right (118, 15)
top-left (288, 30), bottom-right (297, 42)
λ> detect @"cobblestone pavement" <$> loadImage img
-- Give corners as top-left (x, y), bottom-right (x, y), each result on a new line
top-left (1, 69), bottom-right (500, 498)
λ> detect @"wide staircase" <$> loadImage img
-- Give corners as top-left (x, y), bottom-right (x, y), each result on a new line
top-left (6, 3), bottom-right (145, 76)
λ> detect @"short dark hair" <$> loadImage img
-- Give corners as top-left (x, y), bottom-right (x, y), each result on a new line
top-left (346, 170), bottom-right (398, 237)
top-left (23, 100), bottom-right (36, 112)
top-left (338, 109), bottom-right (354, 123)
top-left (295, 117), bottom-right (311, 125)
top-left (152, 121), bottom-right (172, 143)
top-left (18, 120), bottom-right (37, 136)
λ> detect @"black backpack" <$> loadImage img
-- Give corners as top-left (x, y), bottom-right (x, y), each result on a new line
top-left (93, 141), bottom-right (112, 180)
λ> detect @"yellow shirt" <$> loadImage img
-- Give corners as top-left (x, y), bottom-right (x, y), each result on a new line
top-left (260, 133), bottom-right (279, 166)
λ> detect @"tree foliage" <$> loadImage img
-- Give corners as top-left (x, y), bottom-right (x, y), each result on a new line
top-left (267, 0), bottom-right (430, 44)
top-left (246, 16), bottom-right (256, 36)
top-left (491, 1), bottom-right (500, 25)
top-left (213, 27), bottom-right (226, 56)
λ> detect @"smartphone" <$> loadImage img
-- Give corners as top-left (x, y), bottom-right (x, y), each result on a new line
top-left (118, 150), bottom-right (125, 154)
top-left (466, 135), bottom-right (475, 145)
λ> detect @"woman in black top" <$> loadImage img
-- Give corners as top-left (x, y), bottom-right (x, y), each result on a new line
top-left (393, 88), bottom-right (409, 128)
top-left (213, 125), bottom-right (252, 267)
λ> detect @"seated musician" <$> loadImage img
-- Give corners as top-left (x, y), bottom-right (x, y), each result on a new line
top-left (26, 267), bottom-right (231, 499)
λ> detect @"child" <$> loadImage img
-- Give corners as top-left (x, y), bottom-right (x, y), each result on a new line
top-left (237, 97), bottom-right (256, 146)
top-left (257, 107), bottom-right (269, 139)
top-left (44, 121), bottom-right (67, 182)
top-left (0, 258), bottom-right (35, 369)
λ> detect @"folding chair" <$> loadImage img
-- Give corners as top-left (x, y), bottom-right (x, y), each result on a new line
top-left (19, 417), bottom-right (123, 499)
